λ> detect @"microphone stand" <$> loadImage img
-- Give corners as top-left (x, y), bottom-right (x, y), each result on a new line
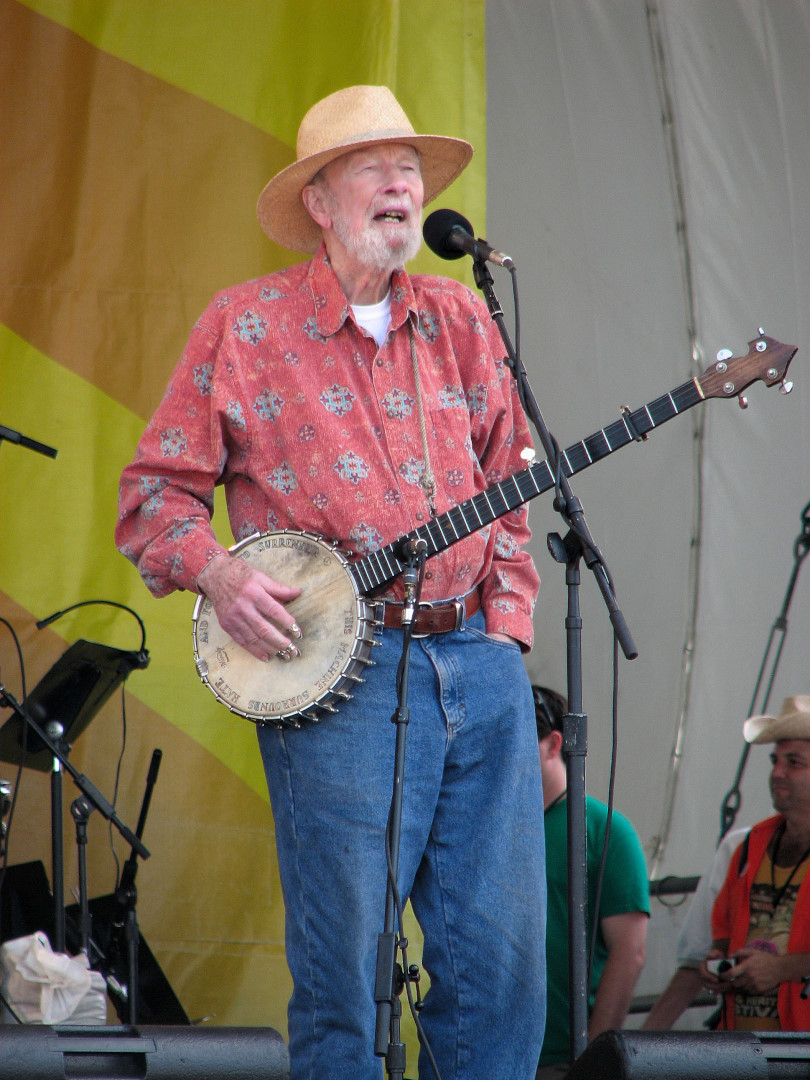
top-left (719, 498), bottom-right (810, 840)
top-left (0, 422), bottom-right (57, 459)
top-left (46, 719), bottom-right (68, 953)
top-left (0, 682), bottom-right (149, 954)
top-left (374, 547), bottom-right (427, 1080)
top-left (110, 748), bottom-right (162, 1022)
top-left (471, 257), bottom-right (637, 1064)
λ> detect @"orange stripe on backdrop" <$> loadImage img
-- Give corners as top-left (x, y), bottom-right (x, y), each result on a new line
top-left (0, 0), bottom-right (293, 419)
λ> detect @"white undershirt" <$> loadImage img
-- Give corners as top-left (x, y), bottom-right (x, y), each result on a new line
top-left (351, 290), bottom-right (392, 348)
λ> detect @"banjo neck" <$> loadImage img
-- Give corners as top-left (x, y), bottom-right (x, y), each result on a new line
top-left (349, 332), bottom-right (796, 596)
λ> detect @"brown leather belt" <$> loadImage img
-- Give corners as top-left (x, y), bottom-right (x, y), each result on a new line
top-left (381, 590), bottom-right (481, 636)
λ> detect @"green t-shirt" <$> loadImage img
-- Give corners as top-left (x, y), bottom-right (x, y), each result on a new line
top-left (540, 794), bottom-right (649, 1064)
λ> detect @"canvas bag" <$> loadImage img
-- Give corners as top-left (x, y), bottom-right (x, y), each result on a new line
top-left (0, 931), bottom-right (106, 1024)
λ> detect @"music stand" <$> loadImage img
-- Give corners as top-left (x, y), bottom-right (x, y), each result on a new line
top-left (0, 639), bottom-right (148, 953)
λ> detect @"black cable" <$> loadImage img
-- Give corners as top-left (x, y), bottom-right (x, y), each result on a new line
top-left (36, 599), bottom-right (147, 655)
top-left (0, 617), bottom-right (29, 890)
top-left (107, 683), bottom-right (128, 889)
top-left (587, 635), bottom-right (621, 993)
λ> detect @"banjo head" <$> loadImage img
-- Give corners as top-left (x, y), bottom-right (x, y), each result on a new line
top-left (192, 531), bottom-right (380, 726)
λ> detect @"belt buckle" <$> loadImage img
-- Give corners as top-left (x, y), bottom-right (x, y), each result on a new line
top-left (410, 599), bottom-right (433, 639)
top-left (410, 598), bottom-right (465, 638)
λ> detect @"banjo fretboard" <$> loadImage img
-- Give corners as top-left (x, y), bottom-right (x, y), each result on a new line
top-left (348, 331), bottom-right (796, 596)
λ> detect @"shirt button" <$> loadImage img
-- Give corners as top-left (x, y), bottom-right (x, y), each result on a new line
top-left (425, 571), bottom-right (433, 580)
top-left (415, 512), bottom-right (424, 522)
top-left (376, 357), bottom-right (383, 367)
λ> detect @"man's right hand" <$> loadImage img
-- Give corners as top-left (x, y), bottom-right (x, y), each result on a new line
top-left (700, 948), bottom-right (733, 993)
top-left (196, 554), bottom-right (303, 661)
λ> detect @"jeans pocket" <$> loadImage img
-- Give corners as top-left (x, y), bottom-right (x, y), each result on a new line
top-left (463, 623), bottom-right (521, 651)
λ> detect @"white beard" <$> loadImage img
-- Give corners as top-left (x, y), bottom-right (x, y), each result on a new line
top-left (327, 195), bottom-right (422, 274)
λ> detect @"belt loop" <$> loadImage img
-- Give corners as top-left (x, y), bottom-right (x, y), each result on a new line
top-left (465, 585), bottom-right (482, 627)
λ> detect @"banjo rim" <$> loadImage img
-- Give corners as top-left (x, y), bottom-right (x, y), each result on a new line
top-left (191, 530), bottom-right (382, 727)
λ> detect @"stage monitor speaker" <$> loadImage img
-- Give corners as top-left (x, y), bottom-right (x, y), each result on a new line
top-left (566, 1029), bottom-right (810, 1080)
top-left (0, 1024), bottom-right (289, 1080)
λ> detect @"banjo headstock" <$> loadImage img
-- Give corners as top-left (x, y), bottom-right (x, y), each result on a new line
top-left (696, 331), bottom-right (797, 408)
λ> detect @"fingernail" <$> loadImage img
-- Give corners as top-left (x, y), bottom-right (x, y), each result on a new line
top-left (290, 623), bottom-right (302, 639)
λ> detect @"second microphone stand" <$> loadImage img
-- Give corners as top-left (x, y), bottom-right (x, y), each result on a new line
top-left (472, 257), bottom-right (637, 1064)
top-left (374, 546), bottom-right (431, 1080)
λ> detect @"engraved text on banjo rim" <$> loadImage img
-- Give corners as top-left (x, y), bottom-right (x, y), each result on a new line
top-left (193, 533), bottom-right (362, 719)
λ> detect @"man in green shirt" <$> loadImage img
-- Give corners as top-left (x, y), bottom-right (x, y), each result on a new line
top-left (533, 686), bottom-right (650, 1076)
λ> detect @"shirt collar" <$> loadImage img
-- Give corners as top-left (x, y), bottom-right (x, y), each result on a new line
top-left (307, 241), bottom-right (417, 339)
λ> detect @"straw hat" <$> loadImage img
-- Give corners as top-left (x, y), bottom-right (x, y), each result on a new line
top-left (256, 85), bottom-right (473, 253)
top-left (743, 695), bottom-right (810, 744)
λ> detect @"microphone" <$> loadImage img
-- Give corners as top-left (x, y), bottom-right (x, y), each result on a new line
top-left (423, 209), bottom-right (514, 269)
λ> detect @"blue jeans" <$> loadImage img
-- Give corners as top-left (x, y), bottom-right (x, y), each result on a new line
top-left (257, 609), bottom-right (546, 1079)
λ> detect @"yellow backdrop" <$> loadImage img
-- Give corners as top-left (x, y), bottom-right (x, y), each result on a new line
top-left (0, 0), bottom-right (487, 1055)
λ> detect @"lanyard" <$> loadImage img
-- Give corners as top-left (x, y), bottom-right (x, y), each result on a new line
top-left (769, 822), bottom-right (810, 913)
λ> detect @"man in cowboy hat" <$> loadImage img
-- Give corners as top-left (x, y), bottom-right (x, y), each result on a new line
top-left (117, 86), bottom-right (546, 1079)
top-left (700, 695), bottom-right (810, 1032)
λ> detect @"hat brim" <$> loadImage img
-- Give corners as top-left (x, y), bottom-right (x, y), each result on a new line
top-left (743, 714), bottom-right (810, 744)
top-left (257, 133), bottom-right (474, 254)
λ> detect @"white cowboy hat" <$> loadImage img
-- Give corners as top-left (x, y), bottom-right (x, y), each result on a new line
top-left (256, 85), bottom-right (473, 253)
top-left (743, 695), bottom-right (810, 744)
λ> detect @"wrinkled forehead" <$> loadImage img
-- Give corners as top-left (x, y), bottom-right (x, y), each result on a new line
top-left (323, 141), bottom-right (421, 179)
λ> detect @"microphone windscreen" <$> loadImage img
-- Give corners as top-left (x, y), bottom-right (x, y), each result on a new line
top-left (423, 208), bottom-right (474, 260)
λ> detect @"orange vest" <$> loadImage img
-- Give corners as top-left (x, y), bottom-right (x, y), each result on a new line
top-left (712, 815), bottom-right (810, 1031)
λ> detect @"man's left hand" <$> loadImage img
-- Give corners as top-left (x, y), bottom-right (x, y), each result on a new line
top-left (725, 948), bottom-right (786, 994)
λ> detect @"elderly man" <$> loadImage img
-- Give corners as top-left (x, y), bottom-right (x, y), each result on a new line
top-left (116, 86), bottom-right (545, 1080)
top-left (702, 695), bottom-right (810, 1031)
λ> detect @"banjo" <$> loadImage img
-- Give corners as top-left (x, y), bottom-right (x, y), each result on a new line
top-left (192, 333), bottom-right (796, 728)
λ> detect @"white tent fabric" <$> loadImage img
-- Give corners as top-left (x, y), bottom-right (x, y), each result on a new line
top-left (487, 0), bottom-right (809, 906)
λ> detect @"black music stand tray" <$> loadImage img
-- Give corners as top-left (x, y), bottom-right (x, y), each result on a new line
top-left (0, 639), bottom-right (145, 773)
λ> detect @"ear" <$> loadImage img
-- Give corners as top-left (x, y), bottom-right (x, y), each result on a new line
top-left (539, 728), bottom-right (564, 763)
top-left (301, 184), bottom-right (332, 230)
top-left (546, 729), bottom-right (564, 759)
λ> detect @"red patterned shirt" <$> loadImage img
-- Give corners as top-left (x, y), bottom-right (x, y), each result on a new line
top-left (116, 245), bottom-right (540, 646)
